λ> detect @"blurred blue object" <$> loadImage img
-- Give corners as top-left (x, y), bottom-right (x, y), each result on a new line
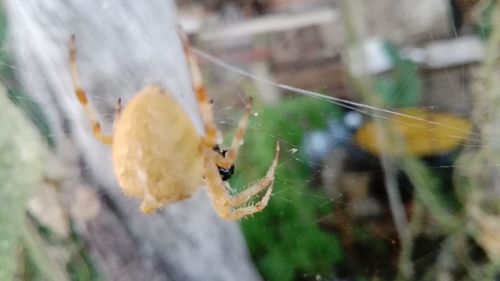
top-left (302, 110), bottom-right (364, 166)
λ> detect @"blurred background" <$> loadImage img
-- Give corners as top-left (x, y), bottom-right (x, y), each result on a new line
top-left (2, 0), bottom-right (500, 280)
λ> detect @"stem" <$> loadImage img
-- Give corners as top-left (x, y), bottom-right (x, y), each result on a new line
top-left (22, 217), bottom-right (69, 281)
top-left (341, 0), bottom-right (408, 242)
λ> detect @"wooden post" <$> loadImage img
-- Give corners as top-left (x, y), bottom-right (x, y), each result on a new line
top-left (3, 1), bottom-right (261, 280)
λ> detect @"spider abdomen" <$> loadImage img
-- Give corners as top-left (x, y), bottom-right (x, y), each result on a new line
top-left (112, 85), bottom-right (204, 213)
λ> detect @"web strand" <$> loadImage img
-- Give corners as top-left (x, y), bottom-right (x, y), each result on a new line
top-left (192, 48), bottom-right (481, 142)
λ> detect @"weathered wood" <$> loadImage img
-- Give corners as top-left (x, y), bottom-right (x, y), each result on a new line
top-left (83, 195), bottom-right (168, 281)
top-left (3, 1), bottom-right (261, 280)
top-left (196, 8), bottom-right (339, 39)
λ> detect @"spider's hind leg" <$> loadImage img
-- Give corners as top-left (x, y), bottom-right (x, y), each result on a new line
top-left (69, 35), bottom-right (113, 145)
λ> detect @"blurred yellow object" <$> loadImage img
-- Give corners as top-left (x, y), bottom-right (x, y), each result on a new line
top-left (354, 108), bottom-right (472, 156)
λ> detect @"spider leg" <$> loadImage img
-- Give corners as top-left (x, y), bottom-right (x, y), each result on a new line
top-left (222, 182), bottom-right (274, 220)
top-left (227, 141), bottom-right (279, 208)
top-left (180, 30), bottom-right (254, 169)
top-left (203, 142), bottom-right (280, 220)
top-left (213, 98), bottom-right (253, 169)
top-left (115, 97), bottom-right (122, 119)
top-left (69, 35), bottom-right (113, 145)
top-left (180, 31), bottom-right (219, 148)
top-left (203, 152), bottom-right (232, 213)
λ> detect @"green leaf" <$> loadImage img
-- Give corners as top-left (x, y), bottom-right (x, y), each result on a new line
top-left (375, 41), bottom-right (422, 108)
top-left (0, 86), bottom-right (47, 281)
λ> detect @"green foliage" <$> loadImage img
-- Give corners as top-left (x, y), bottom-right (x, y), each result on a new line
top-left (0, 4), bottom-right (8, 73)
top-left (66, 230), bottom-right (104, 281)
top-left (375, 41), bottom-right (422, 108)
top-left (7, 89), bottom-right (55, 148)
top-left (19, 244), bottom-right (46, 281)
top-left (476, 0), bottom-right (497, 39)
top-left (231, 96), bottom-right (343, 281)
top-left (0, 87), bottom-right (48, 281)
top-left (0, 5), bottom-right (54, 148)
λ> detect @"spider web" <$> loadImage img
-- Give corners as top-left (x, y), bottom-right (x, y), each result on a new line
top-left (3, 1), bottom-right (499, 280)
top-left (176, 8), bottom-right (494, 279)
top-left (4, 34), bottom-right (489, 281)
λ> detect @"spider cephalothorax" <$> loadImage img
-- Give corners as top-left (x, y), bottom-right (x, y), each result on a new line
top-left (68, 33), bottom-right (279, 220)
top-left (213, 145), bottom-right (235, 181)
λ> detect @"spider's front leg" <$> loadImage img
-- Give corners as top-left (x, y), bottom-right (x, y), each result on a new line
top-left (212, 97), bottom-right (253, 170)
top-left (180, 31), bottom-right (220, 148)
top-left (226, 141), bottom-right (279, 208)
top-left (203, 142), bottom-right (280, 220)
top-left (180, 31), bottom-right (253, 170)
top-left (181, 30), bottom-right (280, 220)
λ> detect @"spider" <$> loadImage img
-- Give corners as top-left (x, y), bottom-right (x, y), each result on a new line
top-left (68, 33), bottom-right (280, 220)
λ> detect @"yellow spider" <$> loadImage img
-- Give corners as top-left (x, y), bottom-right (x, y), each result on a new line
top-left (68, 34), bottom-right (280, 220)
